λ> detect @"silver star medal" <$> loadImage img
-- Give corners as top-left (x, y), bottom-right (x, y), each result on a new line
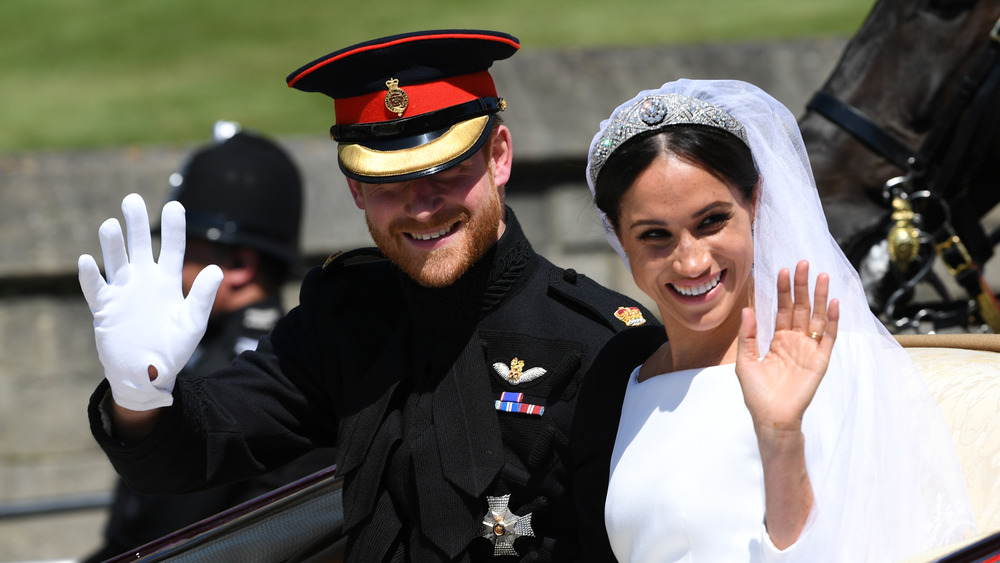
top-left (492, 357), bottom-right (546, 385)
top-left (481, 494), bottom-right (534, 556)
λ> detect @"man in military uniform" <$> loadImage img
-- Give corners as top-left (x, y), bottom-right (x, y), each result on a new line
top-left (82, 124), bottom-right (337, 562)
top-left (79, 30), bottom-right (657, 561)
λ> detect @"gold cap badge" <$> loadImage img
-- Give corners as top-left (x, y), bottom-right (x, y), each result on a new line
top-left (384, 78), bottom-right (408, 117)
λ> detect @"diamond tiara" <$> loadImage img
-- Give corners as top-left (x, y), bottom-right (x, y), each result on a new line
top-left (588, 93), bottom-right (749, 185)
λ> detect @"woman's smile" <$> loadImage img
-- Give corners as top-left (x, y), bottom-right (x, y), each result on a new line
top-left (669, 270), bottom-right (724, 298)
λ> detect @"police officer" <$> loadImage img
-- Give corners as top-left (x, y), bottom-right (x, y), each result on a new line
top-left (79, 31), bottom-right (658, 561)
top-left (81, 123), bottom-right (336, 562)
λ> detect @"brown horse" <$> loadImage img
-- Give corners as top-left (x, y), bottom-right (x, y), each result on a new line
top-left (800, 0), bottom-right (1000, 330)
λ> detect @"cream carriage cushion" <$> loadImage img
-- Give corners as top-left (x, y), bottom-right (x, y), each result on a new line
top-left (897, 334), bottom-right (1000, 542)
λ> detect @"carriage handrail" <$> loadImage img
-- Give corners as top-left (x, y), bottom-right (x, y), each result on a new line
top-left (103, 464), bottom-right (344, 563)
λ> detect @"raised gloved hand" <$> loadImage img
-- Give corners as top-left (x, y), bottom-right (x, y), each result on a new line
top-left (78, 193), bottom-right (223, 411)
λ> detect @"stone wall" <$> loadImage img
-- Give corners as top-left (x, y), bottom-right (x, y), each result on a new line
top-left (0, 38), bottom-right (845, 561)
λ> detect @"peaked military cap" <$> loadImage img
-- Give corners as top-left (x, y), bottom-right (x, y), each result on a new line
top-left (286, 29), bottom-right (520, 183)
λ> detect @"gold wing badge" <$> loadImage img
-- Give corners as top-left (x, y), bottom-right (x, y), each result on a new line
top-left (492, 357), bottom-right (547, 385)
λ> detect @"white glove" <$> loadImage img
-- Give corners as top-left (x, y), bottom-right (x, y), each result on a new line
top-left (78, 193), bottom-right (223, 411)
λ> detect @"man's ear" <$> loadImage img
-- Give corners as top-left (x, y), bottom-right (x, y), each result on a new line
top-left (347, 178), bottom-right (366, 210)
top-left (488, 125), bottom-right (513, 188)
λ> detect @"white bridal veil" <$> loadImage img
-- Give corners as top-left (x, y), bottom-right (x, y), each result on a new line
top-left (586, 79), bottom-right (974, 560)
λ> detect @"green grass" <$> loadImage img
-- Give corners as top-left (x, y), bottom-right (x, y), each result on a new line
top-left (0, 0), bottom-right (874, 153)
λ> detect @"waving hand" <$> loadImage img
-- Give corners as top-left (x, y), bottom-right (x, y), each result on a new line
top-left (78, 193), bottom-right (223, 411)
top-left (735, 260), bottom-right (839, 432)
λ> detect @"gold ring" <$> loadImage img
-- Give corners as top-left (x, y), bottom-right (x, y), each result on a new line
top-left (808, 331), bottom-right (822, 342)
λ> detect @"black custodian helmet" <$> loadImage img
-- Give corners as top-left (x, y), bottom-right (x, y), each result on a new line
top-left (166, 122), bottom-right (304, 264)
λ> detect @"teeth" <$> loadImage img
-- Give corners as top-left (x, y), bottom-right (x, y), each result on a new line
top-left (410, 225), bottom-right (453, 241)
top-left (671, 272), bottom-right (722, 297)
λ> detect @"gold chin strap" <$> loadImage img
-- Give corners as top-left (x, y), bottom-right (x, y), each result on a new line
top-left (339, 115), bottom-right (490, 179)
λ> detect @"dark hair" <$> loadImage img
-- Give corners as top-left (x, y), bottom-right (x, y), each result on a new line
top-left (593, 124), bottom-right (758, 233)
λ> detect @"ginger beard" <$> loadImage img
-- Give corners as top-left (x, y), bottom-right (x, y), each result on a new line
top-left (366, 165), bottom-right (505, 288)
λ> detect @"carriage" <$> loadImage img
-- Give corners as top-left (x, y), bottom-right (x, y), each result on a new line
top-left (100, 332), bottom-right (1000, 562)
top-left (95, 1), bottom-right (1000, 560)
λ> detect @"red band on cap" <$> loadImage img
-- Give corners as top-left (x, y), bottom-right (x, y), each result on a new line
top-left (286, 32), bottom-right (520, 89)
top-left (334, 71), bottom-right (497, 125)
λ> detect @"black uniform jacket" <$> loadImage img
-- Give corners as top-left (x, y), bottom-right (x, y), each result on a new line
top-left (89, 208), bottom-right (658, 562)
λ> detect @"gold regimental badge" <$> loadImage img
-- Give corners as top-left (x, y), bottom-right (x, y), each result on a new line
top-left (887, 197), bottom-right (920, 272)
top-left (384, 78), bottom-right (408, 117)
top-left (614, 306), bottom-right (647, 326)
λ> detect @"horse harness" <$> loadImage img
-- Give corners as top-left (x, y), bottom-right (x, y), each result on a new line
top-left (807, 16), bottom-right (1000, 331)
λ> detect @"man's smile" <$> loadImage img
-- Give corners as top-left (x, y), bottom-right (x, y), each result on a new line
top-left (407, 222), bottom-right (458, 241)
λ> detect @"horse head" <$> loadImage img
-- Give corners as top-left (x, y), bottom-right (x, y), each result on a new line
top-left (800, 0), bottom-right (1000, 254)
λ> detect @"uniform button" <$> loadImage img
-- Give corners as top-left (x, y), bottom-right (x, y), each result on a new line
top-left (563, 269), bottom-right (578, 284)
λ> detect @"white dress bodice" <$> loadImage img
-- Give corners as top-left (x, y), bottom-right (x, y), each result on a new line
top-left (605, 363), bottom-right (769, 562)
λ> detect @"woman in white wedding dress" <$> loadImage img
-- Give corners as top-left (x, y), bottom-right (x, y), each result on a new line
top-left (581, 79), bottom-right (974, 562)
